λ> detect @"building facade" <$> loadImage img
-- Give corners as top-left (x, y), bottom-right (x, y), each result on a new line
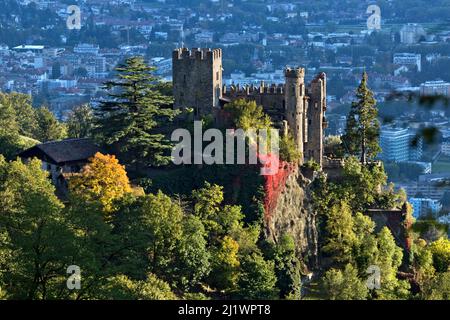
top-left (420, 80), bottom-right (450, 97)
top-left (380, 126), bottom-right (422, 162)
top-left (400, 23), bottom-right (426, 44)
top-left (442, 139), bottom-right (450, 156)
top-left (410, 197), bottom-right (442, 218)
top-left (393, 53), bottom-right (422, 72)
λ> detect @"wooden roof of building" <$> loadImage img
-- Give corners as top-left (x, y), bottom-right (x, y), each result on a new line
top-left (19, 138), bottom-right (102, 165)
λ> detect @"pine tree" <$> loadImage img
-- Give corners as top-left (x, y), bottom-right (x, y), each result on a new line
top-left (342, 72), bottom-right (381, 164)
top-left (93, 56), bottom-right (177, 169)
top-left (67, 104), bottom-right (94, 138)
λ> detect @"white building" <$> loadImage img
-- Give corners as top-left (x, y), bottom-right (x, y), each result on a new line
top-left (380, 126), bottom-right (422, 162)
top-left (150, 57), bottom-right (172, 75)
top-left (195, 32), bottom-right (214, 44)
top-left (13, 45), bottom-right (45, 54)
top-left (410, 198), bottom-right (442, 218)
top-left (420, 80), bottom-right (450, 97)
top-left (74, 43), bottom-right (100, 55)
top-left (442, 139), bottom-right (450, 156)
top-left (400, 24), bottom-right (426, 44)
top-left (393, 53), bottom-right (422, 72)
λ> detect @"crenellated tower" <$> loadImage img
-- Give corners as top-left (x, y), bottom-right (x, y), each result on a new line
top-left (172, 48), bottom-right (223, 117)
top-left (305, 73), bottom-right (327, 167)
top-left (284, 68), bottom-right (308, 163)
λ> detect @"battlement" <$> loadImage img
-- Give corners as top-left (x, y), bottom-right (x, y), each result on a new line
top-left (285, 67), bottom-right (305, 79)
top-left (224, 82), bottom-right (285, 96)
top-left (173, 47), bottom-right (222, 61)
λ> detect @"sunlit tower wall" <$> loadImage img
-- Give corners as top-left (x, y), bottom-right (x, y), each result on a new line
top-left (305, 73), bottom-right (327, 167)
top-left (172, 48), bottom-right (223, 117)
top-left (284, 68), bottom-right (308, 164)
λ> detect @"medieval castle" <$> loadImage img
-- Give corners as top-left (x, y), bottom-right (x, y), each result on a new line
top-left (172, 47), bottom-right (327, 166)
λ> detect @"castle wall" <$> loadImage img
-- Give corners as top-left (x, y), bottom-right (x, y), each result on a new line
top-left (173, 48), bottom-right (223, 116)
top-left (223, 84), bottom-right (285, 123)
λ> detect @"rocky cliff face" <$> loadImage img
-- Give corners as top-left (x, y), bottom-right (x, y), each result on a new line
top-left (264, 166), bottom-right (319, 271)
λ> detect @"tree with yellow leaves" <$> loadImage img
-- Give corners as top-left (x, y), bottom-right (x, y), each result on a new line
top-left (69, 152), bottom-right (132, 216)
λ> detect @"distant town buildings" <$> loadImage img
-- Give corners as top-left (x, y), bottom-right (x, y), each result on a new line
top-left (442, 139), bottom-right (450, 156)
top-left (400, 23), bottom-right (426, 44)
top-left (74, 43), bottom-right (100, 55)
top-left (420, 80), bottom-right (450, 96)
top-left (393, 53), bottom-right (422, 72)
top-left (410, 197), bottom-right (442, 218)
top-left (380, 126), bottom-right (422, 162)
top-left (12, 45), bottom-right (45, 54)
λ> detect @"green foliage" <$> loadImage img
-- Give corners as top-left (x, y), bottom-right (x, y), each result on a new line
top-left (322, 201), bottom-right (357, 265)
top-left (313, 164), bottom-right (410, 300)
top-left (425, 271), bottom-right (450, 300)
top-left (324, 135), bottom-right (344, 157)
top-left (34, 106), bottom-right (67, 142)
top-left (209, 236), bottom-right (240, 291)
top-left (98, 273), bottom-right (177, 300)
top-left (374, 227), bottom-right (410, 300)
top-left (112, 191), bottom-right (211, 291)
top-left (280, 133), bottom-right (302, 163)
top-left (146, 164), bottom-right (265, 224)
top-left (93, 56), bottom-right (178, 168)
top-left (66, 104), bottom-right (94, 138)
top-left (0, 93), bottom-right (40, 158)
top-left (237, 253), bottom-right (279, 300)
top-left (341, 72), bottom-right (381, 163)
top-left (412, 220), bottom-right (448, 243)
top-left (0, 157), bottom-right (75, 299)
top-left (0, 93), bottom-right (37, 138)
top-left (341, 157), bottom-right (388, 212)
top-left (303, 158), bottom-right (321, 171)
top-left (175, 216), bottom-right (211, 290)
top-left (269, 234), bottom-right (302, 299)
top-left (322, 264), bottom-right (369, 300)
top-left (192, 182), bottom-right (244, 238)
top-left (411, 240), bottom-right (436, 297)
top-left (224, 99), bottom-right (271, 131)
top-left (429, 238), bottom-right (450, 272)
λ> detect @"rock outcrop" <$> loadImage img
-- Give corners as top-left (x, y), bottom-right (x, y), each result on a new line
top-left (263, 165), bottom-right (319, 271)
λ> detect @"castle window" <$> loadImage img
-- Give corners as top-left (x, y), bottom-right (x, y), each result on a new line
top-left (216, 72), bottom-right (219, 81)
top-left (309, 119), bottom-right (312, 125)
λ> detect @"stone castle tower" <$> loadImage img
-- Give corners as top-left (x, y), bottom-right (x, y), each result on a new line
top-left (172, 48), bottom-right (223, 116)
top-left (284, 67), bottom-right (308, 158)
top-left (172, 47), bottom-right (326, 166)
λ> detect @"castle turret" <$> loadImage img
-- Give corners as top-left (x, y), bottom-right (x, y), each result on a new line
top-left (172, 48), bottom-right (223, 117)
top-left (305, 73), bottom-right (327, 166)
top-left (284, 68), bottom-right (307, 163)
